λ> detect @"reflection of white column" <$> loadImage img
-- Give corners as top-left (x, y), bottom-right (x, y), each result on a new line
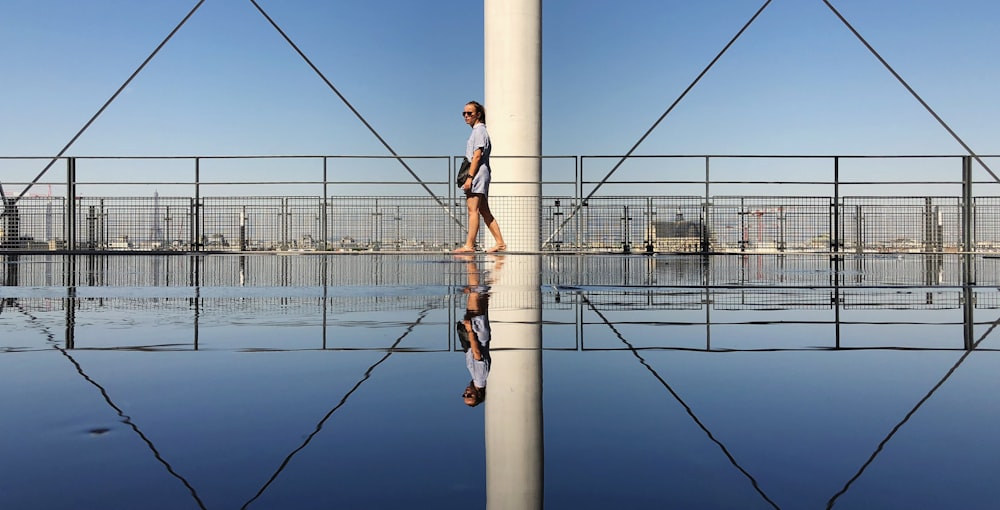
top-left (485, 255), bottom-right (542, 510)
top-left (485, 0), bottom-right (542, 252)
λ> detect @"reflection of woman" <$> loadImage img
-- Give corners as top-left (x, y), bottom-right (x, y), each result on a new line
top-left (456, 255), bottom-right (495, 407)
top-left (458, 307), bottom-right (490, 407)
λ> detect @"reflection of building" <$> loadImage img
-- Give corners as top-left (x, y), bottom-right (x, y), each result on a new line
top-left (653, 211), bottom-right (710, 253)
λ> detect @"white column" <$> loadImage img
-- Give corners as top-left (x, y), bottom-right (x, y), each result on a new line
top-left (484, 0), bottom-right (542, 252)
top-left (483, 3), bottom-right (543, 506)
top-left (485, 254), bottom-right (542, 510)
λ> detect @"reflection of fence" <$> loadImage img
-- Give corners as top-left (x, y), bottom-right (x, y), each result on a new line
top-left (4, 252), bottom-right (998, 352)
top-left (3, 283), bottom-right (994, 353)
top-left (2, 154), bottom-right (999, 253)
top-left (4, 252), bottom-right (999, 289)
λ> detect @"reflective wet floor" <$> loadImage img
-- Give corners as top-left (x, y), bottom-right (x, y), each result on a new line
top-left (2, 253), bottom-right (1000, 509)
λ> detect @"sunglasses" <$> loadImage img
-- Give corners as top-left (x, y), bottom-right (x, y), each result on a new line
top-left (462, 111), bottom-right (476, 117)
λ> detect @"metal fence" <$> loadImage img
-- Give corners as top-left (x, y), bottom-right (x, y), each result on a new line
top-left (2, 154), bottom-right (999, 253)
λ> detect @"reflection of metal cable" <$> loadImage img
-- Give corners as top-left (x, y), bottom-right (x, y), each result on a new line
top-left (543, 0), bottom-right (774, 247)
top-left (240, 307), bottom-right (431, 510)
top-left (580, 292), bottom-right (782, 510)
top-left (824, 312), bottom-right (1000, 509)
top-left (56, 347), bottom-right (209, 510)
top-left (12, 301), bottom-right (208, 509)
top-left (247, 0), bottom-right (464, 229)
top-left (15, 1), bottom-right (207, 202)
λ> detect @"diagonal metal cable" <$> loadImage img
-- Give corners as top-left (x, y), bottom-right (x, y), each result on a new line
top-left (0, 183), bottom-right (8, 228)
top-left (543, 0), bottom-right (774, 247)
top-left (12, 301), bottom-right (208, 509)
top-left (824, 311), bottom-right (1000, 509)
top-left (580, 292), bottom-right (783, 510)
top-left (13, 0), bottom-right (207, 203)
top-left (821, 0), bottom-right (999, 184)
top-left (240, 307), bottom-right (431, 509)
top-left (247, 0), bottom-right (465, 229)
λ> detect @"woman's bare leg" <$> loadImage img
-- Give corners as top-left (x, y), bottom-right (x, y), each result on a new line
top-left (454, 195), bottom-right (481, 252)
top-left (479, 197), bottom-right (506, 252)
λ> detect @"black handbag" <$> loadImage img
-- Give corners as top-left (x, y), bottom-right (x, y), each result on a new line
top-left (456, 158), bottom-right (471, 187)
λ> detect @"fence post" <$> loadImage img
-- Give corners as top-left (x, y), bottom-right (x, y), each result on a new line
top-left (644, 198), bottom-right (654, 253)
top-left (854, 205), bottom-right (862, 254)
top-left (701, 200), bottom-right (710, 254)
top-left (621, 204), bottom-right (631, 253)
top-left (240, 205), bottom-right (248, 251)
top-left (777, 206), bottom-right (786, 252)
top-left (322, 157), bottom-right (329, 250)
top-left (66, 157), bottom-right (76, 251)
top-left (704, 156), bottom-right (710, 210)
top-left (372, 198), bottom-right (382, 251)
top-left (281, 197), bottom-right (289, 250)
top-left (832, 156), bottom-right (840, 257)
top-left (550, 199), bottom-right (563, 251)
top-left (962, 155), bottom-right (976, 289)
top-left (576, 156), bottom-right (582, 250)
top-left (739, 197), bottom-right (747, 252)
top-left (962, 156), bottom-right (973, 253)
top-left (87, 206), bottom-right (97, 250)
top-left (193, 157), bottom-right (201, 252)
top-left (702, 156), bottom-right (711, 254)
top-left (189, 198), bottom-right (199, 252)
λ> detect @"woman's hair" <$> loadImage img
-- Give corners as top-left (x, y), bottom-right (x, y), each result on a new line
top-left (466, 101), bottom-right (486, 123)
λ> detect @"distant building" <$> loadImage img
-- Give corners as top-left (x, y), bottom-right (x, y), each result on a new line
top-left (205, 233), bottom-right (229, 248)
top-left (653, 211), bottom-right (710, 253)
top-left (339, 236), bottom-right (359, 250)
top-left (108, 236), bottom-right (133, 250)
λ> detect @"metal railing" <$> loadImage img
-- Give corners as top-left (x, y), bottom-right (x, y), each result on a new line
top-left (2, 154), bottom-right (998, 253)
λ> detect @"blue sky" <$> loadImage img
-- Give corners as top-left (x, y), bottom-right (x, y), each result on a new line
top-left (2, 0), bottom-right (999, 194)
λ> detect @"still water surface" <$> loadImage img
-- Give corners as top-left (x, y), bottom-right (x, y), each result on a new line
top-left (2, 254), bottom-right (999, 509)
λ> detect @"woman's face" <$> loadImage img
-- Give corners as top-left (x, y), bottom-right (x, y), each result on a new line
top-left (463, 384), bottom-right (480, 406)
top-left (463, 104), bottom-right (479, 126)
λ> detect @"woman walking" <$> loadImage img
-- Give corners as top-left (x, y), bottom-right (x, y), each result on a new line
top-left (455, 101), bottom-right (506, 253)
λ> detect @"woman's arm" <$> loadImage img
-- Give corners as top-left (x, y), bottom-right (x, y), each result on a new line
top-left (465, 148), bottom-right (483, 188)
top-left (467, 322), bottom-right (483, 361)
